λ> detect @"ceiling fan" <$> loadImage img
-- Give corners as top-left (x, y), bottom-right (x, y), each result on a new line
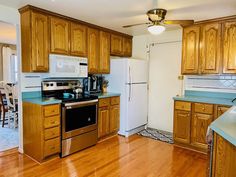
top-left (123, 8), bottom-right (194, 35)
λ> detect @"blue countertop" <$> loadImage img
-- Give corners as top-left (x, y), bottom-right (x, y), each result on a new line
top-left (210, 106), bottom-right (236, 147)
top-left (173, 95), bottom-right (236, 106)
top-left (92, 92), bottom-right (121, 98)
top-left (23, 97), bottom-right (62, 105)
top-left (173, 90), bottom-right (236, 106)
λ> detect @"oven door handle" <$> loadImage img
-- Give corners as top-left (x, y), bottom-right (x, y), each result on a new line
top-left (64, 99), bottom-right (98, 108)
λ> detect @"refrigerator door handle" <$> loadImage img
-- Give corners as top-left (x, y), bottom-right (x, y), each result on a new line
top-left (129, 66), bottom-right (132, 101)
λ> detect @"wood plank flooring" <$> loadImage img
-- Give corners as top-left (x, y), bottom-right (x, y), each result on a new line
top-left (0, 135), bottom-right (207, 177)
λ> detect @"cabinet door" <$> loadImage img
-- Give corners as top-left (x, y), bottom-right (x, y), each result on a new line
top-left (50, 17), bottom-right (69, 54)
top-left (182, 26), bottom-right (200, 74)
top-left (213, 134), bottom-right (236, 177)
top-left (123, 37), bottom-right (132, 57)
top-left (174, 110), bottom-right (191, 144)
top-left (70, 22), bottom-right (87, 57)
top-left (31, 12), bottom-right (49, 72)
top-left (110, 105), bottom-right (120, 133)
top-left (215, 106), bottom-right (230, 120)
top-left (98, 107), bottom-right (110, 138)
top-left (99, 31), bottom-right (110, 73)
top-left (110, 34), bottom-right (123, 56)
top-left (223, 21), bottom-right (236, 74)
top-left (191, 113), bottom-right (213, 149)
top-left (87, 28), bottom-right (99, 73)
top-left (201, 22), bottom-right (221, 74)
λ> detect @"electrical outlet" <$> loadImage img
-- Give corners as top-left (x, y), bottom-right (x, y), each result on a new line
top-left (178, 75), bottom-right (184, 80)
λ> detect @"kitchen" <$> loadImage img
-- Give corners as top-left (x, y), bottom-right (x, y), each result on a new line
top-left (0, 0), bottom-right (236, 177)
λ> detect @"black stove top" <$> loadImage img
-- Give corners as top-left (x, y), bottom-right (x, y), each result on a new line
top-left (59, 95), bottom-right (98, 103)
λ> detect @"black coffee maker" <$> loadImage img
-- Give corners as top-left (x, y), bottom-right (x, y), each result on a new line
top-left (83, 75), bottom-right (103, 94)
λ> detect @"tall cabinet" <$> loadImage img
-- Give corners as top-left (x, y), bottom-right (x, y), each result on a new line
top-left (181, 26), bottom-right (200, 74)
top-left (21, 10), bottom-right (49, 72)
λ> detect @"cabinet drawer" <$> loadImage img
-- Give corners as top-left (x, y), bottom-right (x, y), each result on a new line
top-left (217, 106), bottom-right (230, 117)
top-left (44, 104), bottom-right (60, 117)
top-left (194, 103), bottom-right (213, 114)
top-left (44, 126), bottom-right (60, 140)
top-left (99, 98), bottom-right (110, 107)
top-left (175, 101), bottom-right (191, 111)
top-left (44, 116), bottom-right (60, 129)
top-left (110, 96), bottom-right (120, 105)
top-left (44, 138), bottom-right (60, 157)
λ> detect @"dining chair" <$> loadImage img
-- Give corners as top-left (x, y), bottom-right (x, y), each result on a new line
top-left (4, 84), bottom-right (18, 128)
top-left (0, 91), bottom-right (8, 127)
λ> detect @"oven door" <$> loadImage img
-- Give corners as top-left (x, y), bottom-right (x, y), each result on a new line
top-left (62, 100), bottom-right (98, 140)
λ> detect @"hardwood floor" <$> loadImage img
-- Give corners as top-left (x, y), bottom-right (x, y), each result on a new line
top-left (0, 135), bottom-right (207, 177)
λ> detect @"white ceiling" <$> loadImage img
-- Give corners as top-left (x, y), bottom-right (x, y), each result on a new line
top-left (0, 21), bottom-right (16, 44)
top-left (0, 0), bottom-right (236, 36)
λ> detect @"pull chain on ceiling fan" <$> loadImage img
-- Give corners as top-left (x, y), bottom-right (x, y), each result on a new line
top-left (123, 0), bottom-right (194, 35)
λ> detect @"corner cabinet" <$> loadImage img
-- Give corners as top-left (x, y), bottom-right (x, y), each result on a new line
top-left (181, 25), bottom-right (200, 74)
top-left (20, 10), bottom-right (49, 72)
top-left (87, 28), bottom-right (99, 74)
top-left (223, 21), bottom-right (236, 74)
top-left (98, 96), bottom-right (120, 140)
top-left (50, 16), bottom-right (70, 54)
top-left (111, 34), bottom-right (132, 57)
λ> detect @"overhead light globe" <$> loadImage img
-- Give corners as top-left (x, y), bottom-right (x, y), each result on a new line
top-left (148, 24), bottom-right (165, 35)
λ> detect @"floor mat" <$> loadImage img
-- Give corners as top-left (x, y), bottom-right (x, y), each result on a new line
top-left (0, 126), bottom-right (18, 152)
top-left (137, 128), bottom-right (174, 144)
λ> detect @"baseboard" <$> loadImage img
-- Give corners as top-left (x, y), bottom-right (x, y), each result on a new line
top-left (18, 147), bottom-right (24, 154)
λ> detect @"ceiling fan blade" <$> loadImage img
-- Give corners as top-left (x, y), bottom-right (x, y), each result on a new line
top-left (163, 20), bottom-right (194, 27)
top-left (123, 22), bottom-right (151, 28)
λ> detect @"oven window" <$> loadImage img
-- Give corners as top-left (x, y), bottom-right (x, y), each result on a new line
top-left (65, 105), bottom-right (96, 132)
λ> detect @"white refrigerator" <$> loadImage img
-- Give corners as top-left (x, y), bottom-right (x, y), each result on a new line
top-left (106, 58), bottom-right (148, 137)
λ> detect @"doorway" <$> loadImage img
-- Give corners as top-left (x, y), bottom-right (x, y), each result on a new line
top-left (0, 21), bottom-right (19, 152)
top-left (148, 41), bottom-right (182, 132)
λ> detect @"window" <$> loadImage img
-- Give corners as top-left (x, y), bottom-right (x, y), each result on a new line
top-left (10, 54), bottom-right (18, 83)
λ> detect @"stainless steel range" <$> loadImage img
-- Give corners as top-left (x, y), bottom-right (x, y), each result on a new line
top-left (42, 79), bottom-right (98, 157)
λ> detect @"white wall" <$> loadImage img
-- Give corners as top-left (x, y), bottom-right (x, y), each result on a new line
top-left (132, 29), bottom-right (183, 132)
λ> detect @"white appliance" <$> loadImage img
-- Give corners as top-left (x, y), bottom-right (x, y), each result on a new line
top-left (49, 54), bottom-right (88, 78)
top-left (107, 58), bottom-right (148, 137)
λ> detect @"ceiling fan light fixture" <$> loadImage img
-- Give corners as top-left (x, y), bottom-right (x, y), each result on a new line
top-left (147, 24), bottom-right (165, 35)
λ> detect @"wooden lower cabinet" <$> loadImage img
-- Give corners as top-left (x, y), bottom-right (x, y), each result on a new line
top-left (191, 113), bottom-right (213, 149)
top-left (174, 110), bottom-right (191, 144)
top-left (173, 101), bottom-right (229, 153)
top-left (23, 102), bottom-right (61, 162)
top-left (98, 96), bottom-right (120, 140)
top-left (212, 133), bottom-right (236, 177)
top-left (98, 106), bottom-right (110, 138)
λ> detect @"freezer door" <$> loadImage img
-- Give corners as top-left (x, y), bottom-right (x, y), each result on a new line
top-left (127, 59), bottom-right (148, 84)
top-left (126, 83), bottom-right (148, 131)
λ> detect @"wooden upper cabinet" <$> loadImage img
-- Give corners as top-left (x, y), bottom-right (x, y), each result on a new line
top-left (70, 22), bottom-right (87, 57)
top-left (99, 31), bottom-right (110, 73)
top-left (223, 21), bottom-right (236, 74)
top-left (111, 34), bottom-right (123, 56)
top-left (87, 28), bottom-right (99, 73)
top-left (182, 26), bottom-right (200, 74)
top-left (174, 110), bottom-right (191, 144)
top-left (31, 12), bottom-right (49, 72)
top-left (50, 17), bottom-right (69, 54)
top-left (20, 10), bottom-right (49, 72)
top-left (123, 37), bottom-right (132, 57)
top-left (200, 23), bottom-right (221, 74)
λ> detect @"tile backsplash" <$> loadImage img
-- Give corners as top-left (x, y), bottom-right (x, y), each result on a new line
top-left (185, 75), bottom-right (236, 93)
